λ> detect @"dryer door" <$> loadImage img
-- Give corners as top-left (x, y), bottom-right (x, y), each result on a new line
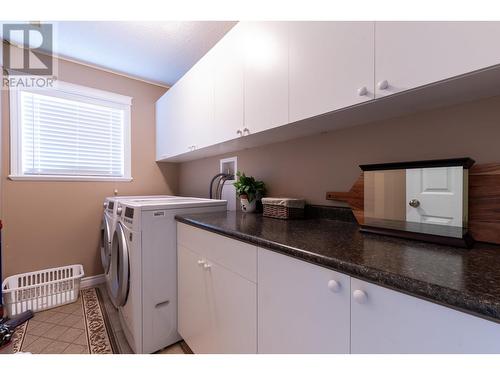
top-left (109, 221), bottom-right (130, 307)
top-left (100, 214), bottom-right (112, 274)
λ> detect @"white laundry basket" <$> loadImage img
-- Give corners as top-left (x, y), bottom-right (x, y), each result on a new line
top-left (1, 264), bottom-right (84, 316)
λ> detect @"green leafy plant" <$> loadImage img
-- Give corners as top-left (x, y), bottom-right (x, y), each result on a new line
top-left (233, 171), bottom-right (266, 203)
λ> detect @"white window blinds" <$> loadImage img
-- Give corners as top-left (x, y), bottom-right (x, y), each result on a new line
top-left (20, 90), bottom-right (126, 177)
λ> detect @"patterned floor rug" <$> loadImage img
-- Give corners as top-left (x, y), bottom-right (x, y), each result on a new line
top-left (10, 288), bottom-right (117, 354)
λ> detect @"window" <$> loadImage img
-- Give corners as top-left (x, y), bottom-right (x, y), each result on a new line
top-left (9, 81), bottom-right (132, 181)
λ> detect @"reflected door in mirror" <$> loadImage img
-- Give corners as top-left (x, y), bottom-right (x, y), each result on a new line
top-left (406, 167), bottom-right (464, 227)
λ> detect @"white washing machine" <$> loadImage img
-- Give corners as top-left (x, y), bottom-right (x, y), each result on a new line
top-left (111, 197), bottom-right (227, 353)
top-left (100, 195), bottom-right (173, 307)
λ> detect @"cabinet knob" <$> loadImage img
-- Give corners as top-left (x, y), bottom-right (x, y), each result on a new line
top-left (353, 289), bottom-right (368, 304)
top-left (327, 279), bottom-right (341, 293)
top-left (357, 86), bottom-right (368, 96)
top-left (197, 260), bottom-right (205, 266)
top-left (243, 128), bottom-right (250, 136)
top-left (203, 263), bottom-right (211, 270)
top-left (237, 129), bottom-right (243, 136)
top-left (377, 80), bottom-right (389, 90)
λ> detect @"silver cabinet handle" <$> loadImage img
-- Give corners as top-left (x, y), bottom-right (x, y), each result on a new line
top-left (243, 128), bottom-right (250, 135)
top-left (236, 129), bottom-right (243, 136)
top-left (409, 199), bottom-right (420, 208)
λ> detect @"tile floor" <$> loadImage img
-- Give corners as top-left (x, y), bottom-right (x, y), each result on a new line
top-left (21, 295), bottom-right (89, 354)
top-left (17, 285), bottom-right (188, 354)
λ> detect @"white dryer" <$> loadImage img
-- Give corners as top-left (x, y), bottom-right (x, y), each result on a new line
top-left (100, 195), bottom-right (173, 306)
top-left (110, 197), bottom-right (227, 353)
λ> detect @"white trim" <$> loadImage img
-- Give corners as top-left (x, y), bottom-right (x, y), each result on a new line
top-left (9, 78), bottom-right (132, 182)
top-left (5, 73), bottom-right (133, 107)
top-left (80, 274), bottom-right (106, 289)
top-left (8, 175), bottom-right (133, 182)
top-left (123, 105), bottom-right (132, 179)
top-left (52, 80), bottom-right (133, 106)
top-left (220, 156), bottom-right (237, 183)
top-left (9, 85), bottom-right (23, 178)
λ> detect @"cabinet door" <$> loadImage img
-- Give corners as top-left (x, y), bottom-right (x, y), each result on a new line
top-left (258, 248), bottom-right (350, 353)
top-left (178, 235), bottom-right (257, 354)
top-left (351, 278), bottom-right (500, 353)
top-left (375, 21), bottom-right (500, 97)
top-left (155, 90), bottom-right (171, 160)
top-left (205, 260), bottom-right (257, 354)
top-left (289, 21), bottom-right (375, 123)
top-left (213, 23), bottom-right (244, 143)
top-left (155, 82), bottom-right (189, 160)
top-left (177, 244), bottom-right (212, 353)
top-left (243, 21), bottom-right (289, 134)
top-left (183, 51), bottom-right (215, 150)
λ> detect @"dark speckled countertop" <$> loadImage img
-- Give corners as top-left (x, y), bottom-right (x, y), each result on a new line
top-left (176, 210), bottom-right (500, 322)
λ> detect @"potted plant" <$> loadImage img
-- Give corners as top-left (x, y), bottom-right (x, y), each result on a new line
top-left (233, 171), bottom-right (266, 213)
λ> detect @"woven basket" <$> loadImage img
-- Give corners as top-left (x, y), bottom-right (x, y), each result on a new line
top-left (262, 198), bottom-right (305, 220)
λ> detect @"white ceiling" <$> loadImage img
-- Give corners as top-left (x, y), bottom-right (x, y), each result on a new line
top-left (2, 21), bottom-right (237, 86)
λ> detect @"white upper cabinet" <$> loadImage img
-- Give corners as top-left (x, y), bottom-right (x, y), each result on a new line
top-left (375, 21), bottom-right (500, 97)
top-left (157, 21), bottom-right (500, 162)
top-left (289, 21), bottom-right (375, 123)
top-left (155, 79), bottom-right (189, 159)
top-left (156, 56), bottom-right (213, 159)
top-left (182, 51), bottom-right (215, 150)
top-left (243, 22), bottom-right (289, 134)
top-left (212, 23), bottom-right (245, 143)
top-left (155, 88), bottom-right (173, 160)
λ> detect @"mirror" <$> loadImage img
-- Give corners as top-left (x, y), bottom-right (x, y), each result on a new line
top-left (360, 158), bottom-right (475, 248)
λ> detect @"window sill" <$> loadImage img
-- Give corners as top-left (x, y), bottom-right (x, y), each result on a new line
top-left (8, 175), bottom-right (133, 182)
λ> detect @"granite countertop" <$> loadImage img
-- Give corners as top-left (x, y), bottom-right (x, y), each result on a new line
top-left (176, 210), bottom-right (500, 323)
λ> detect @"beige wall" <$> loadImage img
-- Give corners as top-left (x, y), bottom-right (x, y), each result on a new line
top-left (178, 95), bottom-right (500, 207)
top-left (1, 58), bottom-right (177, 278)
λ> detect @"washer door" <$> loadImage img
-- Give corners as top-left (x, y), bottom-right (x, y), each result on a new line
top-left (100, 214), bottom-right (112, 274)
top-left (109, 221), bottom-right (130, 307)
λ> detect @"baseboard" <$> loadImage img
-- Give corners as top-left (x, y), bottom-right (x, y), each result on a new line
top-left (80, 274), bottom-right (106, 289)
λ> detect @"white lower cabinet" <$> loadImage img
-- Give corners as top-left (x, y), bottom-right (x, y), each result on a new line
top-left (257, 247), bottom-right (350, 353)
top-left (177, 244), bottom-right (212, 352)
top-left (178, 225), bottom-right (500, 354)
top-left (351, 277), bottom-right (500, 353)
top-left (177, 225), bottom-right (257, 353)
